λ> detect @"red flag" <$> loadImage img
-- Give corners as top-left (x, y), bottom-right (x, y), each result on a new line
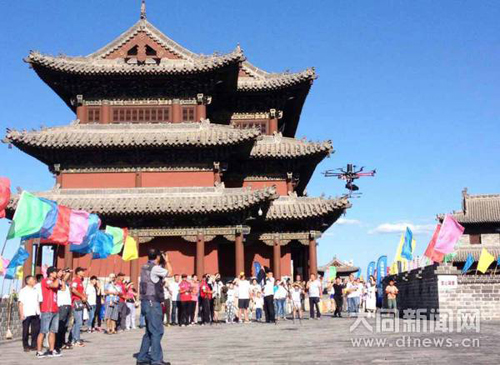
top-left (42, 205), bottom-right (71, 245)
top-left (0, 177), bottom-right (11, 219)
top-left (423, 224), bottom-right (444, 263)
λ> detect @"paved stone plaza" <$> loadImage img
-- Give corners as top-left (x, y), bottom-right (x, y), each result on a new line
top-left (0, 313), bottom-right (498, 364)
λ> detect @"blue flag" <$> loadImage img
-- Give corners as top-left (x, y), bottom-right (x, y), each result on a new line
top-left (7, 245), bottom-right (30, 269)
top-left (376, 255), bottom-right (388, 285)
top-left (367, 261), bottom-right (376, 280)
top-left (401, 227), bottom-right (413, 260)
top-left (91, 231), bottom-right (114, 259)
top-left (71, 214), bottom-right (101, 254)
top-left (497, 256), bottom-right (500, 266)
top-left (462, 254), bottom-right (474, 274)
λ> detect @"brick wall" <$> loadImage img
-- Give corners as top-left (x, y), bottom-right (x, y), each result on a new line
top-left (0, 299), bottom-right (22, 342)
top-left (382, 263), bottom-right (500, 321)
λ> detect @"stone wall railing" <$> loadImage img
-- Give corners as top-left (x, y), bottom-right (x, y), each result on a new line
top-left (0, 298), bottom-right (22, 342)
top-left (382, 263), bottom-right (500, 321)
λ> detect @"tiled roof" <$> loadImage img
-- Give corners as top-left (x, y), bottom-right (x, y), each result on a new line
top-left (25, 19), bottom-right (244, 76)
top-left (318, 257), bottom-right (359, 274)
top-left (454, 246), bottom-right (500, 262)
top-left (4, 121), bottom-right (261, 149)
top-left (238, 61), bottom-right (316, 91)
top-left (250, 134), bottom-right (332, 159)
top-left (451, 190), bottom-right (500, 224)
top-left (265, 195), bottom-right (350, 221)
top-left (7, 186), bottom-right (277, 216)
top-left (26, 49), bottom-right (244, 76)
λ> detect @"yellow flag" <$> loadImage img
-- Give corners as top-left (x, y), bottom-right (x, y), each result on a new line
top-left (393, 234), bottom-right (416, 273)
top-left (122, 236), bottom-right (139, 261)
top-left (477, 248), bottom-right (495, 273)
top-left (16, 266), bottom-right (24, 280)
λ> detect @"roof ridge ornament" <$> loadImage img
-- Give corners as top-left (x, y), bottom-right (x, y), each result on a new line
top-left (140, 0), bottom-right (147, 20)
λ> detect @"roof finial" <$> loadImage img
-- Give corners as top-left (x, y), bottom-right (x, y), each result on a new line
top-left (140, 0), bottom-right (147, 20)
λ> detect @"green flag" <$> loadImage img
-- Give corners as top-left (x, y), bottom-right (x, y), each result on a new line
top-left (329, 266), bottom-right (337, 280)
top-left (7, 191), bottom-right (52, 239)
top-left (106, 226), bottom-right (124, 255)
top-left (443, 252), bottom-right (457, 263)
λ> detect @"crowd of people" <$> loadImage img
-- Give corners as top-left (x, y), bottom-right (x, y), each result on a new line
top-left (16, 260), bottom-right (399, 360)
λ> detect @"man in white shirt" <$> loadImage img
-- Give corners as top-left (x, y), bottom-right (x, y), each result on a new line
top-left (85, 276), bottom-right (98, 332)
top-left (55, 269), bottom-right (72, 351)
top-left (307, 274), bottom-right (322, 319)
top-left (170, 274), bottom-right (180, 325)
top-left (236, 273), bottom-right (251, 323)
top-left (19, 275), bottom-right (41, 352)
top-left (346, 274), bottom-right (360, 317)
top-left (262, 271), bottom-right (276, 324)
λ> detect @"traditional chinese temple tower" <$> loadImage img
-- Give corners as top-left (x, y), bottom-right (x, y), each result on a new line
top-left (5, 4), bottom-right (350, 281)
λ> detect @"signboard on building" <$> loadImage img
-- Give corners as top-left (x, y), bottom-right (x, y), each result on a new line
top-left (438, 275), bottom-right (458, 291)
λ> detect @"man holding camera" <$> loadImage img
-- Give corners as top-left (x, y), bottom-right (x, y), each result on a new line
top-left (136, 249), bottom-right (172, 365)
top-left (70, 267), bottom-right (87, 347)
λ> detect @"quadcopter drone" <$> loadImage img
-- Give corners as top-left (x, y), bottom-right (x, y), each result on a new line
top-left (322, 164), bottom-right (376, 197)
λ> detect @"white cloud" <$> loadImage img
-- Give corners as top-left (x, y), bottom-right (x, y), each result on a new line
top-left (369, 222), bottom-right (435, 235)
top-left (336, 218), bottom-right (361, 225)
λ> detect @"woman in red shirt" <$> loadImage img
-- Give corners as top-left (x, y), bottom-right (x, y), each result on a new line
top-left (178, 275), bottom-right (192, 327)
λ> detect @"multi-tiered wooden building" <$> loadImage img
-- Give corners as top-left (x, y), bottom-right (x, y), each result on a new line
top-left (5, 8), bottom-right (350, 282)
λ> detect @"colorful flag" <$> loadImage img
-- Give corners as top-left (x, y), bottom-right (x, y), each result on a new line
top-left (376, 255), bottom-right (387, 284)
top-left (0, 256), bottom-right (10, 275)
top-left (329, 266), bottom-right (337, 280)
top-left (462, 254), bottom-right (474, 274)
top-left (43, 205), bottom-right (71, 245)
top-left (24, 198), bottom-right (58, 240)
top-left (91, 231), bottom-right (114, 259)
top-left (122, 236), bottom-right (138, 261)
top-left (423, 224), bottom-right (444, 263)
top-left (434, 215), bottom-right (464, 255)
top-left (443, 252), bottom-right (457, 263)
top-left (401, 227), bottom-right (413, 260)
top-left (69, 210), bottom-right (90, 245)
top-left (71, 214), bottom-right (101, 254)
top-left (0, 177), bottom-right (11, 219)
top-left (366, 261), bottom-right (376, 280)
top-left (477, 248), bottom-right (495, 274)
top-left (7, 191), bottom-right (52, 239)
top-left (106, 226), bottom-right (125, 255)
top-left (6, 246), bottom-right (30, 269)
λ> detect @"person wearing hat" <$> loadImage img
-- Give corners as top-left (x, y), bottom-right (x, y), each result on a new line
top-left (36, 266), bottom-right (64, 358)
top-left (70, 267), bottom-right (87, 347)
top-left (136, 248), bottom-right (172, 365)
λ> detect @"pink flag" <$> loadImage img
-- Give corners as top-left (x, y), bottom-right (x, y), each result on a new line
top-left (434, 215), bottom-right (464, 254)
top-left (0, 177), bottom-right (11, 219)
top-left (68, 209), bottom-right (90, 245)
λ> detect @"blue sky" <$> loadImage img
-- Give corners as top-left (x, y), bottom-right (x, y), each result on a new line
top-left (1, 1), bottom-right (499, 281)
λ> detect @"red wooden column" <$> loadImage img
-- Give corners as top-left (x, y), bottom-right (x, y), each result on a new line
top-left (101, 101), bottom-right (111, 124)
top-left (235, 231), bottom-right (244, 277)
top-left (22, 239), bottom-right (34, 284)
top-left (196, 232), bottom-right (205, 278)
top-left (286, 172), bottom-right (294, 194)
top-left (172, 100), bottom-right (181, 123)
top-left (76, 105), bottom-right (88, 122)
top-left (130, 237), bottom-right (140, 284)
top-left (273, 236), bottom-right (281, 279)
top-left (213, 162), bottom-right (221, 185)
top-left (269, 109), bottom-right (278, 134)
top-left (34, 243), bottom-right (44, 275)
top-left (309, 233), bottom-right (318, 277)
top-left (64, 243), bottom-right (73, 270)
